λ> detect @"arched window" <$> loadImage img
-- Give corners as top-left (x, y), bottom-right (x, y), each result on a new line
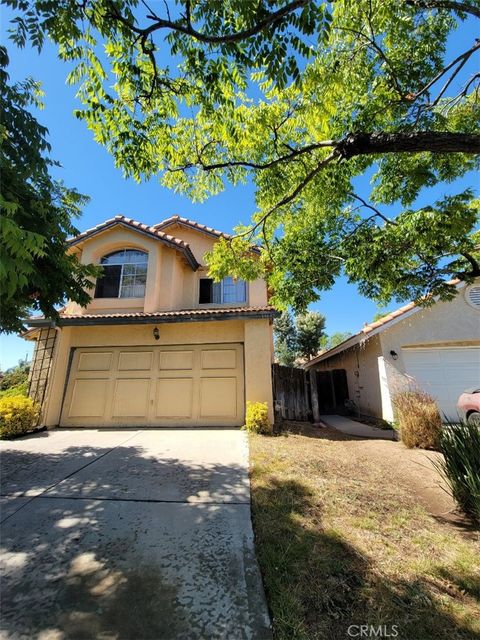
top-left (95, 250), bottom-right (148, 298)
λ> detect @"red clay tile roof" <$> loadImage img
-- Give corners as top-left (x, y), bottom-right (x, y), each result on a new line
top-left (153, 215), bottom-right (232, 239)
top-left (154, 215), bottom-right (261, 254)
top-left (68, 215), bottom-right (200, 270)
top-left (361, 301), bottom-right (417, 334)
top-left (361, 278), bottom-right (460, 334)
top-left (303, 308), bottom-right (416, 368)
top-left (27, 306), bottom-right (277, 326)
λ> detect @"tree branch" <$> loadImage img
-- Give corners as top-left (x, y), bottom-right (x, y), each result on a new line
top-left (234, 151), bottom-right (339, 239)
top-left (409, 40), bottom-right (480, 101)
top-left (172, 131), bottom-right (480, 175)
top-left (336, 131), bottom-right (480, 158)
top-left (106, 0), bottom-right (311, 45)
top-left (348, 193), bottom-right (397, 224)
top-left (168, 141), bottom-right (334, 173)
top-left (406, 0), bottom-right (480, 19)
top-left (461, 251), bottom-right (480, 276)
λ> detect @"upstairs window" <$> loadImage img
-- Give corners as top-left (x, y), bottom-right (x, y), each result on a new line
top-left (95, 250), bottom-right (148, 298)
top-left (199, 277), bottom-right (246, 304)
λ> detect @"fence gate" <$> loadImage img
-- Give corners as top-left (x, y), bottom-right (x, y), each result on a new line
top-left (272, 364), bottom-right (348, 423)
top-left (272, 364), bottom-right (311, 422)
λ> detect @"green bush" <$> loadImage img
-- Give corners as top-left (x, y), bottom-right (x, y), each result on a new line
top-left (0, 381), bottom-right (28, 398)
top-left (0, 395), bottom-right (40, 439)
top-left (0, 363), bottom-right (29, 391)
top-left (393, 390), bottom-right (442, 449)
top-left (244, 401), bottom-right (272, 435)
top-left (434, 421), bottom-right (480, 522)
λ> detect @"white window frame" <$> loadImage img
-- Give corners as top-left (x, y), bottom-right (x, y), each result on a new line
top-left (207, 277), bottom-right (246, 304)
top-left (97, 249), bottom-right (148, 299)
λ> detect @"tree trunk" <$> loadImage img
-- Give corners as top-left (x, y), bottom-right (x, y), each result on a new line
top-left (337, 131), bottom-right (480, 159)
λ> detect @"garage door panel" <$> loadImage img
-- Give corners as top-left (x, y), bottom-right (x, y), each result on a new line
top-left (200, 377), bottom-right (237, 418)
top-left (159, 350), bottom-right (194, 370)
top-left (155, 378), bottom-right (193, 418)
top-left (112, 379), bottom-right (150, 418)
top-left (201, 349), bottom-right (236, 370)
top-left (77, 351), bottom-right (112, 371)
top-left (118, 351), bottom-right (153, 371)
top-left (62, 343), bottom-right (244, 427)
top-left (68, 379), bottom-right (109, 417)
top-left (403, 347), bottom-right (480, 421)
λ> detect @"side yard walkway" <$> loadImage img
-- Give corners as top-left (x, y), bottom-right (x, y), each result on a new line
top-left (320, 414), bottom-right (396, 440)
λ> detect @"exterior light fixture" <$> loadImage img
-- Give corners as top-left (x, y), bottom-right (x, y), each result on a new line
top-left (389, 350), bottom-right (398, 360)
top-left (153, 327), bottom-right (160, 340)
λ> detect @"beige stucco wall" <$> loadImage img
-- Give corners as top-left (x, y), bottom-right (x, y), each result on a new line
top-left (41, 318), bottom-right (274, 427)
top-left (379, 290), bottom-right (480, 377)
top-left (67, 224), bottom-right (268, 314)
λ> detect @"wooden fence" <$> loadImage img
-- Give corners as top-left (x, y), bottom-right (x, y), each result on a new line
top-left (272, 364), bottom-right (349, 423)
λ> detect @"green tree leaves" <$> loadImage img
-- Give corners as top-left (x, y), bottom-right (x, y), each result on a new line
top-left (274, 310), bottom-right (326, 363)
top-left (4, 0), bottom-right (480, 310)
top-left (0, 47), bottom-right (99, 333)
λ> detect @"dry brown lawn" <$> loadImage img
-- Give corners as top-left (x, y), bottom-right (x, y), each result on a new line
top-left (249, 422), bottom-right (480, 640)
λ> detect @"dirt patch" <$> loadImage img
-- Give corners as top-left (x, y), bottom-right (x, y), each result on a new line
top-left (250, 422), bottom-right (480, 640)
top-left (280, 421), bottom-right (473, 530)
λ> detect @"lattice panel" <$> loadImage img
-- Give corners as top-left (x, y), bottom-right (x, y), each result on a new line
top-left (29, 328), bottom-right (57, 409)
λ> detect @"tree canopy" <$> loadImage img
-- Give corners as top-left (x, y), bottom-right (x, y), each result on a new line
top-left (274, 310), bottom-right (326, 363)
top-left (6, 0), bottom-right (480, 310)
top-left (0, 47), bottom-right (98, 333)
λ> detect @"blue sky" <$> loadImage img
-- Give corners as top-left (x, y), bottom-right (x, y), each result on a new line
top-left (0, 9), bottom-right (478, 370)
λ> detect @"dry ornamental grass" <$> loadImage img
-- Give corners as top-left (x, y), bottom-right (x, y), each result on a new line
top-left (393, 390), bottom-right (442, 449)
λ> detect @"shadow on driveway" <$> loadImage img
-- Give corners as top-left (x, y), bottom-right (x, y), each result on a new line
top-left (1, 430), bottom-right (271, 639)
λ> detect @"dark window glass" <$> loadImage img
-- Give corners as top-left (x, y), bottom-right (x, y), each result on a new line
top-left (94, 249), bottom-right (148, 298)
top-left (199, 277), bottom-right (246, 304)
top-left (199, 278), bottom-right (213, 303)
top-left (95, 265), bottom-right (122, 298)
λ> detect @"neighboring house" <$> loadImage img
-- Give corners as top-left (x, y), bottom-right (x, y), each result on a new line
top-left (305, 281), bottom-right (480, 422)
top-left (25, 215), bottom-right (276, 428)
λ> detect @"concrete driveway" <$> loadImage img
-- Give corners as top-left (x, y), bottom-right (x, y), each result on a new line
top-left (0, 429), bottom-right (271, 640)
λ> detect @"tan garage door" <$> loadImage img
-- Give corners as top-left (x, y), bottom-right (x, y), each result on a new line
top-left (60, 344), bottom-right (244, 427)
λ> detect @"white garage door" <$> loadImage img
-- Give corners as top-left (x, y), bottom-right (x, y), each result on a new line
top-left (61, 344), bottom-right (244, 427)
top-left (403, 347), bottom-right (480, 421)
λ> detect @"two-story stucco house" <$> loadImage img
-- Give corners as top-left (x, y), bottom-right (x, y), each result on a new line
top-left (25, 215), bottom-right (277, 429)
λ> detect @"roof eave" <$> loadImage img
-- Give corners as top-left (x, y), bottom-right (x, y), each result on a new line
top-left (305, 280), bottom-right (469, 367)
top-left (155, 218), bottom-right (261, 255)
top-left (68, 220), bottom-right (200, 271)
top-left (26, 309), bottom-right (278, 328)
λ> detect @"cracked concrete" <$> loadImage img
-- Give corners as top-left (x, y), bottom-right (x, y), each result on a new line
top-left (0, 429), bottom-right (271, 640)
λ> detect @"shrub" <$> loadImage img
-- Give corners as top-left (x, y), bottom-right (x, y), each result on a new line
top-left (0, 363), bottom-right (29, 390)
top-left (244, 401), bottom-right (272, 435)
top-left (393, 390), bottom-right (442, 449)
top-left (434, 421), bottom-right (480, 522)
top-left (0, 395), bottom-right (40, 439)
top-left (0, 381), bottom-right (28, 398)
